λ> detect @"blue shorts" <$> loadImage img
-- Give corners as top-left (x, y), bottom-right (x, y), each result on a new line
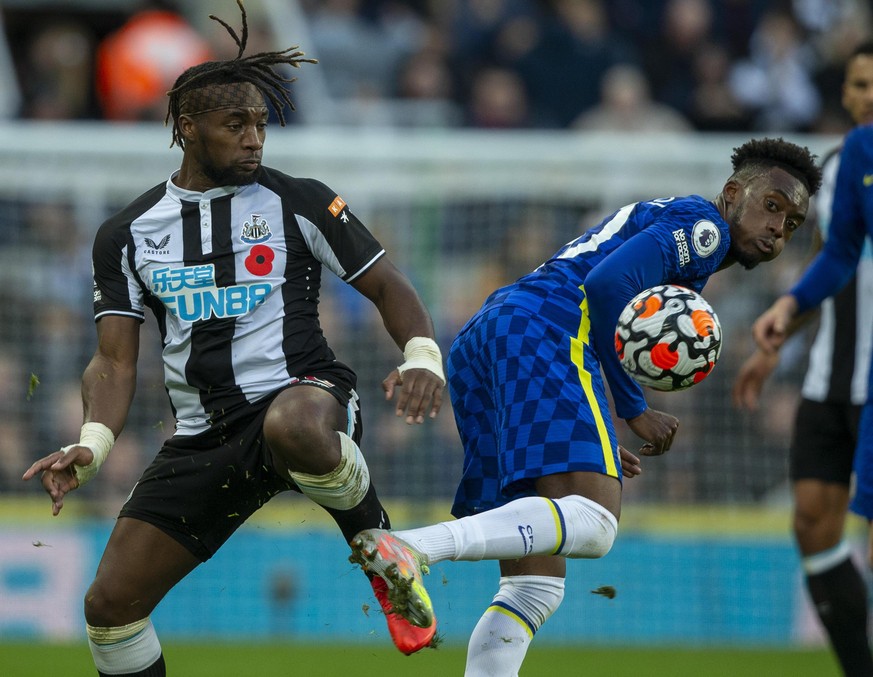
top-left (448, 298), bottom-right (621, 518)
top-left (849, 399), bottom-right (873, 519)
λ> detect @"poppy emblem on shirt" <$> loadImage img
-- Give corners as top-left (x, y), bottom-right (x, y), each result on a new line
top-left (245, 244), bottom-right (275, 276)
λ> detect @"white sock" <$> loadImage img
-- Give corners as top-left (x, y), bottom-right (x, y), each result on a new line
top-left (802, 540), bottom-right (852, 575)
top-left (465, 575), bottom-right (565, 677)
top-left (87, 617), bottom-right (162, 675)
top-left (395, 495), bottom-right (617, 563)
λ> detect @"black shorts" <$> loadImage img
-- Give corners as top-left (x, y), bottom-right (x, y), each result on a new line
top-left (789, 397), bottom-right (861, 484)
top-left (118, 376), bottom-right (363, 561)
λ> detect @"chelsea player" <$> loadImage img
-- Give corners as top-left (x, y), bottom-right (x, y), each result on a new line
top-left (351, 138), bottom-right (822, 675)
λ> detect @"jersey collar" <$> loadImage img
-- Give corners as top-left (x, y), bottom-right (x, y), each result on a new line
top-left (165, 171), bottom-right (248, 202)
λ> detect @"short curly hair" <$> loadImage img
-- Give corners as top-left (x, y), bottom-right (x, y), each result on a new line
top-left (730, 137), bottom-right (822, 196)
top-left (164, 0), bottom-right (316, 148)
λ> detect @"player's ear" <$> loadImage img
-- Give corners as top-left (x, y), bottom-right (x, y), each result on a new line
top-left (721, 179), bottom-right (740, 205)
top-left (178, 114), bottom-right (198, 144)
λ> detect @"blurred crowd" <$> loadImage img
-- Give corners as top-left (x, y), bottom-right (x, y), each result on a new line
top-left (2, 0), bottom-right (871, 133)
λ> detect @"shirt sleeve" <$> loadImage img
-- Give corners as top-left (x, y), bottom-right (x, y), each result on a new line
top-left (585, 231), bottom-right (667, 419)
top-left (641, 199), bottom-right (729, 285)
top-left (791, 127), bottom-right (869, 313)
top-left (295, 178), bottom-right (386, 282)
top-left (92, 221), bottom-right (145, 322)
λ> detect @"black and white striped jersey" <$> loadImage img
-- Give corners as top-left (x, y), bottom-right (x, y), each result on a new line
top-left (92, 167), bottom-right (385, 435)
top-left (802, 147), bottom-right (873, 405)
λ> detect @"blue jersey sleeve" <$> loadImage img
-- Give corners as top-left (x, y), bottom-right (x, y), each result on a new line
top-left (791, 127), bottom-right (870, 312)
top-left (586, 232), bottom-right (666, 419)
top-left (639, 197), bottom-right (730, 286)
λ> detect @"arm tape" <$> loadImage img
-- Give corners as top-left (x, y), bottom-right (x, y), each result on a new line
top-left (60, 422), bottom-right (115, 486)
top-left (397, 337), bottom-right (446, 384)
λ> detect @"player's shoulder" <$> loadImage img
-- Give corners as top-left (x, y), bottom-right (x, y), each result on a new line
top-left (641, 194), bottom-right (721, 225)
top-left (640, 195), bottom-right (726, 266)
top-left (259, 168), bottom-right (349, 222)
top-left (258, 167), bottom-right (332, 196)
top-left (843, 123), bottom-right (873, 155)
top-left (97, 181), bottom-right (168, 237)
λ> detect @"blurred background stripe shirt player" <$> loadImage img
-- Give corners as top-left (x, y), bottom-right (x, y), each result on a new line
top-left (735, 40), bottom-right (873, 677)
top-left (784, 126), bottom-right (873, 521)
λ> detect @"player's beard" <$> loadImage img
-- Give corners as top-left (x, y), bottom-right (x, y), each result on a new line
top-left (726, 202), bottom-right (761, 270)
top-left (202, 161), bottom-right (261, 187)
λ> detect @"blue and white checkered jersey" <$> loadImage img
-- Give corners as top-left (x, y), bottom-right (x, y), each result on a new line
top-left (448, 195), bottom-right (731, 517)
top-left (464, 195), bottom-right (731, 420)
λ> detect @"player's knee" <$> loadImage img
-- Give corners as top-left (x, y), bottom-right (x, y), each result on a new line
top-left (84, 584), bottom-right (131, 628)
top-left (496, 575), bottom-right (566, 632)
top-left (793, 509), bottom-right (844, 555)
top-left (289, 432), bottom-right (371, 510)
top-left (84, 575), bottom-right (160, 628)
top-left (556, 495), bottom-right (618, 559)
top-left (792, 509), bottom-right (818, 548)
top-left (263, 400), bottom-right (321, 448)
top-left (263, 401), bottom-right (338, 473)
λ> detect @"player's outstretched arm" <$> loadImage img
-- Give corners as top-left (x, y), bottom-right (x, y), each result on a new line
top-left (736, 299), bottom-right (817, 410)
top-left (351, 257), bottom-right (444, 424)
top-left (22, 315), bottom-right (140, 515)
top-left (731, 349), bottom-right (780, 412)
top-left (752, 295), bottom-right (799, 354)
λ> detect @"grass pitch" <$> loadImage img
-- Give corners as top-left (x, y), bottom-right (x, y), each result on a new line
top-left (0, 642), bottom-right (840, 676)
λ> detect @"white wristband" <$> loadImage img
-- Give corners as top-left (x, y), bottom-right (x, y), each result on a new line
top-left (397, 337), bottom-right (446, 384)
top-left (60, 422), bottom-right (115, 486)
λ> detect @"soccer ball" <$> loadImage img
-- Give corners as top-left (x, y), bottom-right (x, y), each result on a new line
top-left (614, 284), bottom-right (722, 392)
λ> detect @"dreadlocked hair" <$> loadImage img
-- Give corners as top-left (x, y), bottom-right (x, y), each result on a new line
top-left (730, 137), bottom-right (822, 196)
top-left (165, 0), bottom-right (317, 148)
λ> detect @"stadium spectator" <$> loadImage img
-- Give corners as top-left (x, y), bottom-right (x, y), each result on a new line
top-left (17, 20), bottom-right (96, 120)
top-left (392, 25), bottom-right (463, 127)
top-left (509, 0), bottom-right (635, 128)
top-left (640, 0), bottom-right (715, 119)
top-left (465, 65), bottom-right (531, 128)
top-left (94, 3), bottom-right (213, 121)
top-left (747, 40), bottom-right (873, 677)
top-left (446, 0), bottom-right (533, 72)
top-left (728, 10), bottom-right (822, 131)
top-left (686, 42), bottom-right (752, 131)
top-left (807, 3), bottom-right (873, 129)
top-left (305, 0), bottom-right (424, 103)
top-left (350, 138), bottom-right (822, 674)
top-left (395, 45), bottom-right (454, 104)
top-left (21, 4), bottom-right (445, 675)
top-left (3, 0), bottom-right (872, 131)
top-left (572, 62), bottom-right (693, 132)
